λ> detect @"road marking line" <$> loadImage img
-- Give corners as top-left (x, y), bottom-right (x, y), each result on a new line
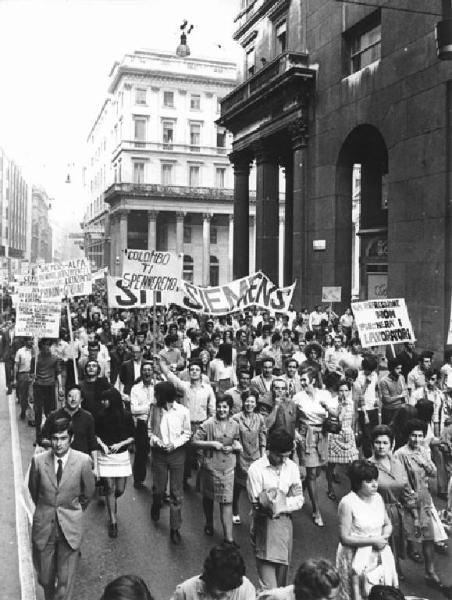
top-left (8, 392), bottom-right (36, 600)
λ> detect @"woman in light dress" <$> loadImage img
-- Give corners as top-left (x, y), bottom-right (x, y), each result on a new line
top-left (336, 459), bottom-right (397, 600)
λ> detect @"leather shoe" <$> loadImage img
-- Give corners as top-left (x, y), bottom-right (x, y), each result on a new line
top-left (170, 529), bottom-right (181, 545)
top-left (108, 523), bottom-right (118, 538)
top-left (151, 504), bottom-right (160, 522)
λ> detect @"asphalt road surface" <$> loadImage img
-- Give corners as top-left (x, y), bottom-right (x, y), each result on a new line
top-left (2, 382), bottom-right (450, 600)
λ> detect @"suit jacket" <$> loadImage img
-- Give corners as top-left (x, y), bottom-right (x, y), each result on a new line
top-left (28, 449), bottom-right (95, 551)
top-left (119, 359), bottom-right (140, 395)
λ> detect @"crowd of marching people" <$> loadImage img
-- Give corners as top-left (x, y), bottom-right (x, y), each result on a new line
top-left (2, 293), bottom-right (452, 600)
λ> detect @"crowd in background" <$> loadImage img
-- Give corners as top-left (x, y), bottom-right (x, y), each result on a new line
top-left (2, 290), bottom-right (452, 600)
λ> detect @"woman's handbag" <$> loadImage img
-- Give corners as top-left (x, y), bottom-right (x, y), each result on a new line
top-left (322, 416), bottom-right (342, 434)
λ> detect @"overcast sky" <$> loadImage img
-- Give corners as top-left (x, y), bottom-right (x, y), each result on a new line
top-left (0, 0), bottom-right (241, 222)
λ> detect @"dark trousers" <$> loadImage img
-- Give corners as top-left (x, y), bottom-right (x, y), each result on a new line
top-left (33, 520), bottom-right (79, 600)
top-left (34, 385), bottom-right (56, 443)
top-left (16, 372), bottom-right (31, 414)
top-left (184, 422), bottom-right (201, 482)
top-left (5, 358), bottom-right (14, 390)
top-left (152, 446), bottom-right (186, 530)
top-left (381, 406), bottom-right (400, 426)
top-left (133, 419), bottom-right (150, 484)
top-left (358, 408), bottom-right (379, 458)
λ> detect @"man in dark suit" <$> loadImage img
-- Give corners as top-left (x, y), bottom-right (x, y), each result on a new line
top-left (119, 345), bottom-right (142, 396)
top-left (28, 417), bottom-right (95, 600)
top-left (109, 337), bottom-right (131, 386)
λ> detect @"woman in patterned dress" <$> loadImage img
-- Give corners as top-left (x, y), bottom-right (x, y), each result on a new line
top-left (394, 419), bottom-right (448, 594)
top-left (369, 424), bottom-right (412, 581)
top-left (192, 395), bottom-right (242, 544)
top-left (232, 389), bottom-right (267, 524)
top-left (327, 379), bottom-right (359, 501)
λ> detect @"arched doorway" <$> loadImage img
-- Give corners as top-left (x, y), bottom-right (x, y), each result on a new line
top-left (336, 124), bottom-right (388, 303)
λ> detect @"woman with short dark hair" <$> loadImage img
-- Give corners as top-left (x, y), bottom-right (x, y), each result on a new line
top-left (369, 425), bottom-right (412, 579)
top-left (192, 395), bottom-right (242, 544)
top-left (336, 459), bottom-right (397, 600)
top-left (394, 419), bottom-right (448, 593)
top-left (100, 575), bottom-right (154, 600)
top-left (171, 543), bottom-right (255, 600)
top-left (257, 558), bottom-right (340, 600)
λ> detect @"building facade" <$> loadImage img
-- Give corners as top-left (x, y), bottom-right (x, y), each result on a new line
top-left (31, 186), bottom-right (53, 264)
top-left (219, 0), bottom-right (452, 352)
top-left (0, 148), bottom-right (31, 277)
top-left (84, 46), bottom-right (267, 284)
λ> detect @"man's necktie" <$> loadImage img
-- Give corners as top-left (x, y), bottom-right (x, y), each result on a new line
top-left (56, 459), bottom-right (63, 486)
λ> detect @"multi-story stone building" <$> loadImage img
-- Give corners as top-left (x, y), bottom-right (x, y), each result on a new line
top-left (84, 44), bottom-right (264, 284)
top-left (0, 148), bottom-right (31, 277)
top-left (31, 186), bottom-right (53, 264)
top-left (219, 0), bottom-right (452, 351)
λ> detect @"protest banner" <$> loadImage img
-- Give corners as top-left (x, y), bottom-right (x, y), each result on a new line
top-left (35, 259), bottom-right (92, 297)
top-left (107, 276), bottom-right (184, 308)
top-left (351, 298), bottom-right (415, 348)
top-left (16, 301), bottom-right (61, 338)
top-left (121, 249), bottom-right (182, 292)
top-left (179, 272), bottom-right (296, 316)
top-left (321, 286), bottom-right (342, 303)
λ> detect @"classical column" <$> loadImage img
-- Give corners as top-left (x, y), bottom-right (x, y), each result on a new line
top-left (290, 120), bottom-right (308, 308)
top-left (176, 212), bottom-right (185, 255)
top-left (109, 214), bottom-right (117, 275)
top-left (283, 160), bottom-right (294, 286)
top-left (118, 210), bottom-right (129, 274)
top-left (230, 153), bottom-right (251, 279)
top-left (279, 215), bottom-right (285, 287)
top-left (202, 213), bottom-right (212, 287)
top-left (254, 142), bottom-right (279, 283)
top-left (147, 210), bottom-right (158, 251)
top-left (228, 214), bottom-right (234, 281)
top-left (249, 215), bottom-right (256, 273)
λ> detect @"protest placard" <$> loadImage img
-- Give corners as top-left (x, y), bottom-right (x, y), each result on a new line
top-left (16, 301), bottom-right (61, 338)
top-left (179, 272), bottom-right (296, 316)
top-left (106, 276), bottom-right (184, 308)
top-left (322, 286), bottom-right (342, 303)
top-left (121, 249), bottom-right (182, 292)
top-left (35, 259), bottom-right (92, 297)
top-left (351, 298), bottom-right (415, 348)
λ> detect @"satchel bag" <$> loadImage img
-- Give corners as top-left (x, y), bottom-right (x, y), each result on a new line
top-left (322, 416), bottom-right (342, 434)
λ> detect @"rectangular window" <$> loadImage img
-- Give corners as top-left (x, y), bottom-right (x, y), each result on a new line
top-left (246, 46), bottom-right (255, 77)
top-left (210, 226), bottom-right (217, 245)
top-left (163, 91), bottom-right (174, 107)
top-left (161, 164), bottom-right (173, 185)
top-left (189, 123), bottom-right (201, 151)
top-left (135, 88), bottom-right (147, 105)
top-left (183, 225), bottom-right (192, 244)
top-left (190, 94), bottom-right (201, 110)
top-left (162, 121), bottom-right (174, 148)
top-left (215, 167), bottom-right (226, 189)
top-left (348, 14), bottom-right (381, 74)
top-left (276, 21), bottom-right (287, 54)
top-left (133, 117), bottom-right (146, 147)
top-left (189, 165), bottom-right (200, 187)
top-left (133, 162), bottom-right (145, 184)
top-left (216, 129), bottom-right (226, 154)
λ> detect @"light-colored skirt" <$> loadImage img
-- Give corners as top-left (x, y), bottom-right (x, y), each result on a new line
top-left (97, 450), bottom-right (132, 478)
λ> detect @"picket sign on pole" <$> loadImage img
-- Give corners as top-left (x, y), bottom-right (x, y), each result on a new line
top-left (152, 291), bottom-right (157, 359)
top-left (66, 299), bottom-right (78, 385)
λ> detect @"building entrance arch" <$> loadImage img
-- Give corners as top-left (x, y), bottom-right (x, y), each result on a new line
top-left (335, 124), bottom-right (388, 304)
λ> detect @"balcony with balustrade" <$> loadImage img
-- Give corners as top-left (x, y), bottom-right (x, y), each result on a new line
top-left (217, 51), bottom-right (315, 136)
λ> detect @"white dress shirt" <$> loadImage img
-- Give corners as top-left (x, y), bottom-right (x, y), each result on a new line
top-left (247, 454), bottom-right (304, 513)
top-left (149, 402), bottom-right (191, 448)
top-left (130, 381), bottom-right (155, 422)
top-left (53, 449), bottom-right (71, 474)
